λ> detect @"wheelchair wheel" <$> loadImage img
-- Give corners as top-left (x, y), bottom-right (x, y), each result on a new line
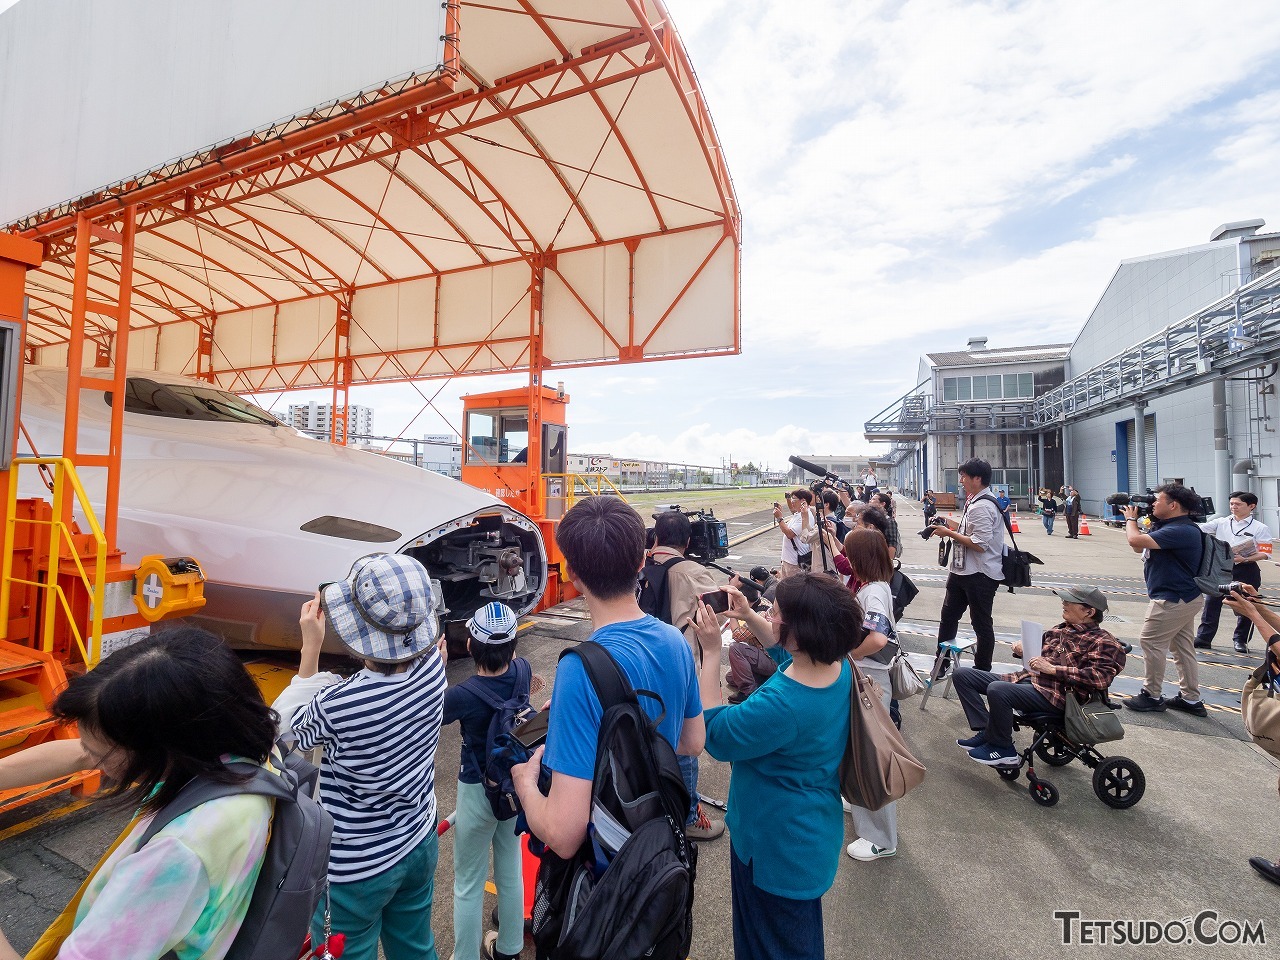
top-left (1028, 779), bottom-right (1059, 806)
top-left (1034, 735), bottom-right (1075, 767)
top-left (997, 764), bottom-right (1020, 781)
top-left (1093, 756), bottom-right (1145, 809)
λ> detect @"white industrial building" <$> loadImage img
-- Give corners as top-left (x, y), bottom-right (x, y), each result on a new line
top-left (1056, 219), bottom-right (1280, 522)
top-left (869, 218), bottom-right (1280, 527)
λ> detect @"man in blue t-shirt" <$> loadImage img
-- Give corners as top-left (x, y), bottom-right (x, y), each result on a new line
top-left (512, 497), bottom-right (705, 859)
top-left (1120, 484), bottom-right (1208, 717)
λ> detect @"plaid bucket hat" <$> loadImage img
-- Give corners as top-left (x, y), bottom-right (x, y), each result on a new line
top-left (321, 553), bottom-right (441, 663)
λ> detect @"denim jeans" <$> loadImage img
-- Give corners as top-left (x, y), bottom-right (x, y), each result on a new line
top-left (314, 827), bottom-right (439, 960)
top-left (1042, 512), bottom-right (1055, 534)
top-left (678, 753), bottom-right (699, 824)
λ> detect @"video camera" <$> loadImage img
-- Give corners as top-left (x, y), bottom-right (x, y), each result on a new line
top-left (1106, 489), bottom-right (1213, 525)
top-left (651, 506), bottom-right (729, 564)
top-left (788, 455), bottom-right (856, 495)
top-left (650, 506), bottom-right (773, 604)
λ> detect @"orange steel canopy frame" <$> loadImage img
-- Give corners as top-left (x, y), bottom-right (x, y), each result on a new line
top-left (6, 0), bottom-right (740, 392)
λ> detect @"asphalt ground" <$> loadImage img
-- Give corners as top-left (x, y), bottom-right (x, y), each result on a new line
top-left (2, 499), bottom-right (1279, 957)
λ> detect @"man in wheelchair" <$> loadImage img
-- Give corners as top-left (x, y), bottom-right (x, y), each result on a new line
top-left (952, 586), bottom-right (1127, 767)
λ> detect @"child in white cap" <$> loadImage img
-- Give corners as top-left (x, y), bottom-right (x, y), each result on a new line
top-left (441, 602), bottom-right (530, 960)
top-left (272, 553), bottom-right (448, 960)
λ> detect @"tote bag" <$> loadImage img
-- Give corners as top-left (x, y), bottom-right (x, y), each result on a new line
top-left (839, 659), bottom-right (926, 811)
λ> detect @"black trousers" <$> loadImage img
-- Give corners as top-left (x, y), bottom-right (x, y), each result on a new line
top-left (1196, 562), bottom-right (1262, 646)
top-left (936, 572), bottom-right (1000, 670)
top-left (953, 668), bottom-right (1058, 748)
top-left (1065, 512), bottom-right (1079, 537)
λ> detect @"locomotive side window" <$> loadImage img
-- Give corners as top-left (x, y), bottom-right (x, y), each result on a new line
top-left (106, 378), bottom-right (280, 425)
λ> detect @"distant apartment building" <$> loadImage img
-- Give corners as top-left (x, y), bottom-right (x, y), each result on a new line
top-left (287, 401), bottom-right (373, 438)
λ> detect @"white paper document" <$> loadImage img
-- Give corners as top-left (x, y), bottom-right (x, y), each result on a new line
top-left (1020, 620), bottom-right (1044, 664)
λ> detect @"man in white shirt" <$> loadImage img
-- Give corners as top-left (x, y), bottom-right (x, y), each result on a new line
top-left (773, 489), bottom-right (814, 578)
top-left (1195, 491), bottom-right (1273, 654)
top-left (930, 458), bottom-right (1006, 670)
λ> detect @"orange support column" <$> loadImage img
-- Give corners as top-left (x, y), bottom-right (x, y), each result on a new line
top-left (0, 239), bottom-right (40, 451)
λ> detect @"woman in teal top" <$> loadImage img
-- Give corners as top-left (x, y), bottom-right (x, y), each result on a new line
top-left (692, 573), bottom-right (860, 960)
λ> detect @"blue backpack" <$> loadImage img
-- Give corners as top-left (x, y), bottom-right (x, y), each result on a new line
top-left (460, 657), bottom-right (537, 820)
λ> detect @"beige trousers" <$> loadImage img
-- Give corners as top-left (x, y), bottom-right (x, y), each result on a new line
top-left (1139, 598), bottom-right (1202, 702)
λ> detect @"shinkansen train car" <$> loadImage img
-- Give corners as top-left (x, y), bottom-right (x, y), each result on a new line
top-left (16, 367), bottom-right (547, 651)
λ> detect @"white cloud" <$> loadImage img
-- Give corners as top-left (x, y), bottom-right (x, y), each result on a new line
top-left (268, 2), bottom-right (1280, 469)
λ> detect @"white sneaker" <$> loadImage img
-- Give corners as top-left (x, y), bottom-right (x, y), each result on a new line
top-left (846, 837), bottom-right (896, 861)
top-left (841, 798), bottom-right (853, 814)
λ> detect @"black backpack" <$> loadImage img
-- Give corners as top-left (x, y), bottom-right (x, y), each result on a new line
top-left (636, 555), bottom-right (685, 622)
top-left (459, 657), bottom-right (538, 820)
top-left (530, 642), bottom-right (696, 960)
top-left (140, 739), bottom-right (334, 960)
top-left (1176, 528), bottom-right (1234, 593)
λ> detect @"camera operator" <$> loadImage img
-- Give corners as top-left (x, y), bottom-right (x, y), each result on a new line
top-left (802, 490), bottom-right (845, 575)
top-left (645, 510), bottom-right (726, 840)
top-left (1195, 491), bottom-right (1273, 654)
top-left (1120, 484), bottom-right (1209, 717)
top-left (929, 458), bottom-right (1006, 671)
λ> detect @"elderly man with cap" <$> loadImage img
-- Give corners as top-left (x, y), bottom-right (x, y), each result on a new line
top-left (272, 552), bottom-right (449, 960)
top-left (952, 586), bottom-right (1127, 767)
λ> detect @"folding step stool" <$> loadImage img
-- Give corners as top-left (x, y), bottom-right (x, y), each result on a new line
top-left (918, 637), bottom-right (978, 710)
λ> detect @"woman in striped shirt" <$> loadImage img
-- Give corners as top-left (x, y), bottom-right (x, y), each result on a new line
top-left (273, 554), bottom-right (448, 960)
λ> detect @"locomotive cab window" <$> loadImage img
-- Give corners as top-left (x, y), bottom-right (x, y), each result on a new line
top-left (106, 378), bottom-right (279, 425)
top-left (464, 407), bottom-right (529, 464)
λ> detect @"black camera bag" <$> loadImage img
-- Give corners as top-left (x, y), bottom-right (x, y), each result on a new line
top-left (974, 493), bottom-right (1042, 592)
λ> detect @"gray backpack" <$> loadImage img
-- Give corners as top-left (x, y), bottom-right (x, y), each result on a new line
top-left (140, 744), bottom-right (334, 960)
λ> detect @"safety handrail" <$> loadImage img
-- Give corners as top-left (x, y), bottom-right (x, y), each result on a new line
top-left (0, 457), bottom-right (107, 667)
top-left (542, 472), bottom-right (630, 510)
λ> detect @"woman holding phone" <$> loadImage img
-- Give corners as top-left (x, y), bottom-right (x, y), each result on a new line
top-left (690, 574), bottom-right (859, 960)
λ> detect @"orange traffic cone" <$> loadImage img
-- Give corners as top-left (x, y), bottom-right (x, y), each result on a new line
top-left (1009, 510), bottom-right (1020, 534)
top-left (1079, 513), bottom-right (1091, 536)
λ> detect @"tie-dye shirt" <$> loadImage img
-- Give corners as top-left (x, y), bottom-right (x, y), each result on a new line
top-left (60, 791), bottom-right (271, 960)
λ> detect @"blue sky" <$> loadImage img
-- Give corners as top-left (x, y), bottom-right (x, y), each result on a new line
top-left (12, 0), bottom-right (1280, 473)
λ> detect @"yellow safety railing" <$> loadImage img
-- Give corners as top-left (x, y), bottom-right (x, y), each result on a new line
top-left (542, 473), bottom-right (629, 512)
top-left (0, 458), bottom-right (107, 667)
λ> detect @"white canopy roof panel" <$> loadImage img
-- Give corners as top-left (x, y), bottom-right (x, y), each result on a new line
top-left (4, 0), bottom-right (740, 391)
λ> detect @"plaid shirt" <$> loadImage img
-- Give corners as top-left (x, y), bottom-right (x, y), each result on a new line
top-left (1005, 620), bottom-right (1126, 709)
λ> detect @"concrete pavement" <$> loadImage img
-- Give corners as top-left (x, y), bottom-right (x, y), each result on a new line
top-left (1, 497), bottom-right (1278, 957)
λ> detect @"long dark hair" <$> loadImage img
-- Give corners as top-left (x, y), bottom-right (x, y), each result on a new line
top-left (52, 628), bottom-right (276, 815)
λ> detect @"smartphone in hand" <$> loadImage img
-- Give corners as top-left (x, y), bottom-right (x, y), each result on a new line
top-left (700, 589), bottom-right (731, 615)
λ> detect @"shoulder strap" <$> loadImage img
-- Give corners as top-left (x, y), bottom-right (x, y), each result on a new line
top-left (139, 765), bottom-right (292, 847)
top-left (1169, 526), bottom-right (1211, 578)
top-left (560, 641), bottom-right (634, 709)
top-left (460, 674), bottom-right (508, 711)
top-left (642, 555), bottom-right (685, 621)
top-left (460, 657), bottom-right (532, 710)
top-left (560, 640), bottom-right (668, 726)
top-left (973, 492), bottom-right (1020, 551)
